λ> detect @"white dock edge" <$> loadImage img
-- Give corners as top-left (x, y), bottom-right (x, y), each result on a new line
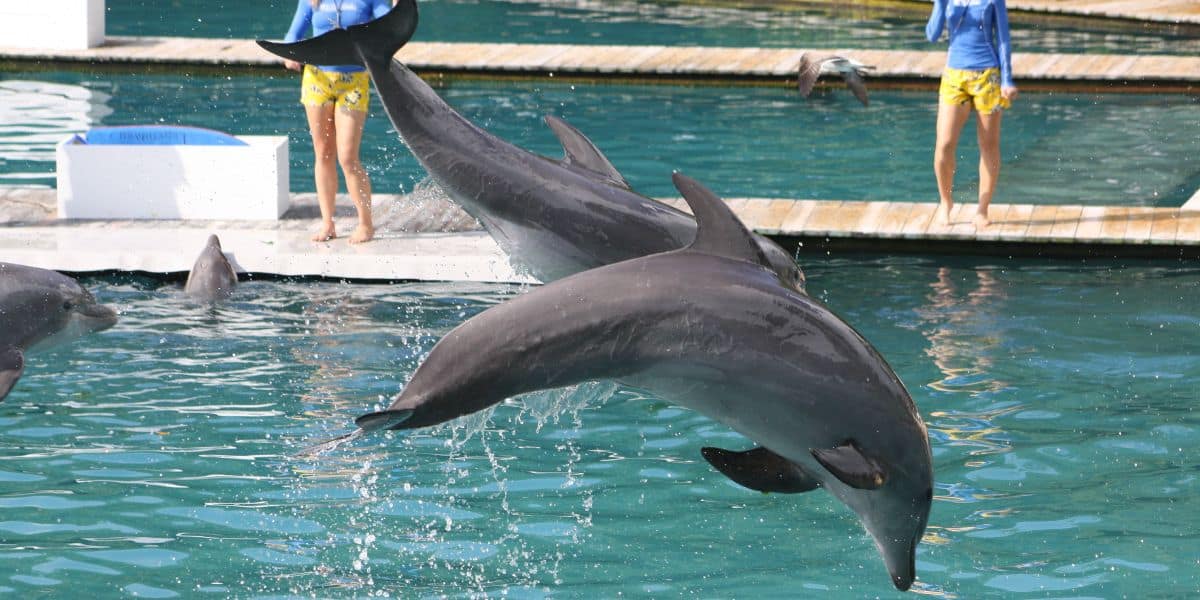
top-left (0, 226), bottom-right (535, 285)
top-left (0, 0), bottom-right (104, 50)
top-left (1183, 188), bottom-right (1200, 211)
top-left (56, 135), bottom-right (290, 220)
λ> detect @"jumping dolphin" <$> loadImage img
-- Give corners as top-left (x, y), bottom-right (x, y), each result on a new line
top-left (0, 262), bottom-right (119, 401)
top-left (184, 234), bottom-right (238, 302)
top-left (256, 0), bottom-right (804, 291)
top-left (320, 173), bottom-right (932, 590)
top-left (797, 53), bottom-right (875, 107)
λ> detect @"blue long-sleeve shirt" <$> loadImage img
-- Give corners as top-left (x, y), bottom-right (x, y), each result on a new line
top-left (925, 0), bottom-right (1015, 88)
top-left (284, 0), bottom-right (392, 73)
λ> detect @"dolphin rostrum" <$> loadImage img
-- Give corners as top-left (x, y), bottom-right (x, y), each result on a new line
top-left (322, 172), bottom-right (932, 590)
top-left (256, 0), bottom-right (804, 291)
top-left (797, 52), bottom-right (875, 107)
top-left (184, 234), bottom-right (238, 302)
top-left (0, 262), bottom-right (119, 401)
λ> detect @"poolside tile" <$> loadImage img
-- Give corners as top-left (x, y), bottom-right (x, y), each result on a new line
top-left (854, 201), bottom-right (891, 236)
top-left (737, 199), bottom-right (783, 232)
top-left (1097, 207), bottom-right (1132, 240)
top-left (873, 202), bottom-right (916, 237)
top-left (826, 201), bottom-right (870, 237)
top-left (901, 203), bottom-right (937, 238)
top-left (765, 50), bottom-right (806, 77)
top-left (976, 204), bottom-right (1011, 241)
top-left (995, 204), bottom-right (1034, 241)
top-left (1123, 207), bottom-right (1156, 243)
top-left (802, 201), bottom-right (846, 234)
top-left (1050, 205), bottom-right (1084, 240)
top-left (779, 200), bottom-right (819, 233)
top-left (1074, 206), bottom-right (1107, 242)
top-left (1149, 209), bottom-right (1181, 245)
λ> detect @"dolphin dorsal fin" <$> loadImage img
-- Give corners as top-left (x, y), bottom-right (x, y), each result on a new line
top-left (672, 172), bottom-right (769, 266)
top-left (544, 115), bottom-right (630, 189)
top-left (811, 440), bottom-right (887, 490)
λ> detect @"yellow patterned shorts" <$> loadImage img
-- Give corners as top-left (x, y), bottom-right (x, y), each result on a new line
top-left (939, 66), bottom-right (1010, 115)
top-left (300, 65), bottom-right (370, 112)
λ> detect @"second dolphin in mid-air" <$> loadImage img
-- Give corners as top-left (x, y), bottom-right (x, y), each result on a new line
top-left (184, 234), bottom-right (238, 302)
top-left (0, 262), bottom-right (119, 401)
top-left (320, 173), bottom-right (932, 591)
top-left (257, 0), bottom-right (804, 291)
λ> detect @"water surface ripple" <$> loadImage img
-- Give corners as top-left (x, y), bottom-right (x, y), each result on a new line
top-left (1, 260), bottom-right (1197, 597)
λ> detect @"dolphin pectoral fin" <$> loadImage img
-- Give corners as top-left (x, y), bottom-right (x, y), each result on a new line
top-left (811, 441), bottom-right (887, 490)
top-left (701, 446), bottom-right (821, 494)
top-left (543, 115), bottom-right (631, 190)
top-left (0, 347), bottom-right (24, 402)
top-left (355, 409), bottom-right (415, 433)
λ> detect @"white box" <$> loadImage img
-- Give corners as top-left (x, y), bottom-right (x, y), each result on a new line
top-left (0, 0), bottom-right (105, 50)
top-left (56, 135), bottom-right (290, 220)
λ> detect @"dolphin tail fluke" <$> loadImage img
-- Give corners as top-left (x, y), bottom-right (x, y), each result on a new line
top-left (256, 0), bottom-right (418, 69)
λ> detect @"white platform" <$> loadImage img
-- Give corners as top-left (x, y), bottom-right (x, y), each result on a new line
top-left (0, 227), bottom-right (534, 284)
top-left (0, 0), bottom-right (105, 50)
top-left (56, 135), bottom-right (290, 220)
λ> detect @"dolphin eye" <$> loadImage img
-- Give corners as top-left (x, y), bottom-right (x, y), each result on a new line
top-left (926, 488), bottom-right (934, 501)
top-left (63, 300), bottom-right (74, 311)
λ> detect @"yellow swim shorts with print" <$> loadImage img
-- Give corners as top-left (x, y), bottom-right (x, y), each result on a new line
top-left (300, 65), bottom-right (370, 112)
top-left (939, 66), bottom-right (1010, 115)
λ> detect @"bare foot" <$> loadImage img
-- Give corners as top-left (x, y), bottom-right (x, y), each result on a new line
top-left (933, 202), bottom-right (952, 226)
top-left (348, 224), bottom-right (374, 244)
top-left (312, 223), bottom-right (336, 242)
top-left (973, 212), bottom-right (990, 229)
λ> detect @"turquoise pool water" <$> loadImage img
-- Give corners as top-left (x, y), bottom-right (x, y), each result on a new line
top-left (1, 258), bottom-right (1197, 597)
top-left (2, 72), bottom-right (1198, 206)
top-left (103, 0), bottom-right (1200, 56)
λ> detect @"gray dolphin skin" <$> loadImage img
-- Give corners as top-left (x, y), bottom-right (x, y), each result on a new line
top-left (0, 262), bottom-right (119, 401)
top-left (797, 53), bottom-right (875, 107)
top-left (184, 234), bottom-right (238, 302)
top-left (341, 173), bottom-right (932, 591)
top-left (256, 0), bottom-right (804, 291)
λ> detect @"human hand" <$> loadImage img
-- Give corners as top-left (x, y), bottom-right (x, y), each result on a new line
top-left (1001, 86), bottom-right (1019, 102)
top-left (284, 59), bottom-right (303, 72)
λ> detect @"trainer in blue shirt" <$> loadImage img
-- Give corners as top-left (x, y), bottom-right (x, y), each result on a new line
top-left (280, 0), bottom-right (393, 244)
top-left (925, 0), bottom-right (1019, 229)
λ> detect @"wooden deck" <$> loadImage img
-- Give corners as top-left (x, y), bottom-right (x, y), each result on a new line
top-left (990, 0), bottom-right (1200, 25)
top-left (4, 189), bottom-right (1200, 283)
top-left (2, 38), bottom-right (1198, 92)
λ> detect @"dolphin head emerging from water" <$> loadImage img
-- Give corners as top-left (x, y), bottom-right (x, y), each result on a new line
top-left (256, 0), bottom-right (805, 292)
top-left (0, 262), bottom-right (118, 401)
top-left (314, 171), bottom-right (931, 590)
top-left (184, 234), bottom-right (238, 302)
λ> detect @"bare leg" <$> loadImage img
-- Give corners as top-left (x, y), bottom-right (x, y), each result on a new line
top-left (975, 110), bottom-right (1003, 228)
top-left (335, 107), bottom-right (374, 244)
top-left (306, 103), bottom-right (338, 241)
top-left (933, 101), bottom-right (972, 226)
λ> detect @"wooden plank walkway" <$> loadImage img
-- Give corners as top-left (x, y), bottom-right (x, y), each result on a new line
top-left (2, 38), bottom-right (1198, 91)
top-left (4, 189), bottom-right (1200, 284)
top-left (979, 0), bottom-right (1200, 25)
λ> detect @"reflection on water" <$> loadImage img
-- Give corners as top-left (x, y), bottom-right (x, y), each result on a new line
top-left (0, 80), bottom-right (112, 187)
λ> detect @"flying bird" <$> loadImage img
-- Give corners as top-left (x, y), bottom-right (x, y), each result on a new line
top-left (797, 53), bottom-right (875, 106)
